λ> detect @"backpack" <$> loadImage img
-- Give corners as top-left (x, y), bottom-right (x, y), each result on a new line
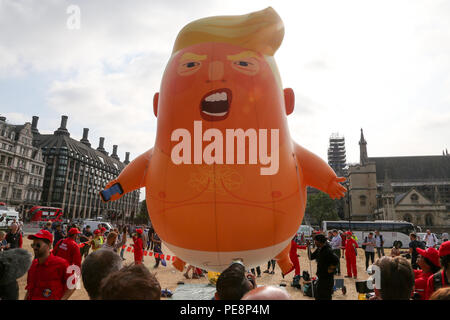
top-left (433, 270), bottom-right (448, 292)
top-left (303, 279), bottom-right (318, 297)
top-left (362, 237), bottom-right (367, 250)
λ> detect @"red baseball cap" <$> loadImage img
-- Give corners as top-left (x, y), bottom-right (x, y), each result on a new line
top-left (28, 229), bottom-right (53, 243)
top-left (100, 227), bottom-right (107, 232)
top-left (439, 241), bottom-right (450, 257)
top-left (136, 229), bottom-right (143, 234)
top-left (68, 228), bottom-right (81, 236)
top-left (416, 247), bottom-right (441, 268)
top-left (94, 229), bottom-right (101, 234)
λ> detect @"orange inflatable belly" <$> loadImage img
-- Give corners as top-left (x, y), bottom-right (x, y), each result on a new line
top-left (146, 145), bottom-right (305, 269)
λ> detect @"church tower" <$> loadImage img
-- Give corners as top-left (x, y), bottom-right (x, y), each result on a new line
top-left (359, 128), bottom-right (368, 165)
top-left (348, 128), bottom-right (377, 220)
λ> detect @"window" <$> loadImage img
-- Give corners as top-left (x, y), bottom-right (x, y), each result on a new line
top-left (410, 193), bottom-right (419, 204)
top-left (359, 195), bottom-right (367, 207)
top-left (403, 214), bottom-right (412, 223)
top-left (425, 214), bottom-right (433, 226)
top-left (1, 187), bottom-right (6, 198)
top-left (380, 223), bottom-right (394, 232)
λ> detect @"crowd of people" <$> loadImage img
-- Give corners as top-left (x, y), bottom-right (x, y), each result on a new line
top-left (0, 220), bottom-right (449, 301)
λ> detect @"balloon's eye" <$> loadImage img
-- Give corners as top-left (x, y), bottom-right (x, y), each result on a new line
top-left (231, 58), bottom-right (259, 75)
top-left (185, 62), bottom-right (199, 68)
top-left (235, 61), bottom-right (250, 67)
top-left (178, 61), bottom-right (202, 76)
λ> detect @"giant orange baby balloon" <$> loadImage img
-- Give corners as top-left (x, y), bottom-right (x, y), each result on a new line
top-left (100, 7), bottom-right (346, 273)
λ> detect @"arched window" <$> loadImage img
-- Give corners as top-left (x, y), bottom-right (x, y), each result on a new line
top-left (360, 195), bottom-right (367, 207)
top-left (410, 193), bottom-right (419, 204)
top-left (425, 214), bottom-right (433, 226)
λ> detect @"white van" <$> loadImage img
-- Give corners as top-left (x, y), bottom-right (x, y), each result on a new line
top-left (0, 205), bottom-right (20, 228)
top-left (297, 225), bottom-right (314, 237)
top-left (81, 220), bottom-right (113, 233)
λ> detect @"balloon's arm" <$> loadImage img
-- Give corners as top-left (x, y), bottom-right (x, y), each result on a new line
top-left (293, 142), bottom-right (347, 199)
top-left (100, 148), bottom-right (153, 202)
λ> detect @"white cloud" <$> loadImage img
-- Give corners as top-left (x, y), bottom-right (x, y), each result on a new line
top-left (1, 0), bottom-right (449, 165)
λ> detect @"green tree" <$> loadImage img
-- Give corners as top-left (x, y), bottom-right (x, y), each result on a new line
top-left (306, 191), bottom-right (339, 227)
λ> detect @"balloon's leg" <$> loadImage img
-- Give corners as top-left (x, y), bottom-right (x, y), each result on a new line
top-left (275, 245), bottom-right (293, 275)
top-left (173, 257), bottom-right (186, 272)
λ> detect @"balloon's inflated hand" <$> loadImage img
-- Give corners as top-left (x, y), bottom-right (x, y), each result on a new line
top-left (326, 177), bottom-right (347, 199)
top-left (100, 182), bottom-right (124, 202)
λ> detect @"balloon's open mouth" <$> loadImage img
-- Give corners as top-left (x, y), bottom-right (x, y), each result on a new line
top-left (200, 88), bottom-right (232, 121)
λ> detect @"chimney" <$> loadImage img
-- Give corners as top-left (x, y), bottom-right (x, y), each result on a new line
top-left (80, 128), bottom-right (91, 147)
top-left (111, 145), bottom-right (120, 160)
top-left (97, 137), bottom-right (108, 155)
top-left (54, 115), bottom-right (70, 136)
top-left (124, 152), bottom-right (130, 165)
top-left (31, 116), bottom-right (40, 135)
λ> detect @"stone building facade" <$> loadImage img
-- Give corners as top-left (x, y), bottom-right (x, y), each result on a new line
top-left (32, 115), bottom-right (140, 221)
top-left (347, 129), bottom-right (450, 232)
top-left (0, 116), bottom-right (46, 212)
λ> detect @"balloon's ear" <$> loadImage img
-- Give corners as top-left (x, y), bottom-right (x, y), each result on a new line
top-left (284, 88), bottom-right (294, 115)
top-left (153, 92), bottom-right (159, 117)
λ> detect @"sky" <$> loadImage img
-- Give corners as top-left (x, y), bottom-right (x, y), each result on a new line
top-left (1, 0), bottom-right (449, 168)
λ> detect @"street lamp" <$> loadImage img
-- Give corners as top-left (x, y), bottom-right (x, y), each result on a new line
top-left (345, 181), bottom-right (352, 230)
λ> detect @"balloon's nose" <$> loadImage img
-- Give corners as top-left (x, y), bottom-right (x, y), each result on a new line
top-left (208, 61), bottom-right (224, 81)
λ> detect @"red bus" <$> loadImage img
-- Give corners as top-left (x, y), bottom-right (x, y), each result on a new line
top-left (29, 206), bottom-right (64, 223)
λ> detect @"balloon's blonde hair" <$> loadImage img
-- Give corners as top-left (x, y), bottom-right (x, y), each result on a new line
top-left (172, 7), bottom-right (284, 57)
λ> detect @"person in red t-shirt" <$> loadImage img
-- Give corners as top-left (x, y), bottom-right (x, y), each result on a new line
top-left (425, 241), bottom-right (450, 300)
top-left (25, 230), bottom-right (74, 300)
top-left (282, 236), bottom-right (306, 278)
top-left (413, 247), bottom-right (441, 300)
top-left (132, 229), bottom-right (144, 265)
top-left (344, 232), bottom-right (358, 279)
top-left (53, 228), bottom-right (82, 268)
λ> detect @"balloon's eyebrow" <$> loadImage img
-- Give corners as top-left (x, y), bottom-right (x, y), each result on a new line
top-left (227, 51), bottom-right (260, 61)
top-left (180, 52), bottom-right (207, 62)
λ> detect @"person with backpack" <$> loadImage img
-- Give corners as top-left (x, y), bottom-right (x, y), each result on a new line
top-left (424, 230), bottom-right (438, 249)
top-left (425, 241), bottom-right (450, 299)
top-left (409, 233), bottom-right (425, 270)
top-left (362, 232), bottom-right (377, 270)
top-left (53, 228), bottom-right (82, 269)
top-left (374, 230), bottom-right (385, 258)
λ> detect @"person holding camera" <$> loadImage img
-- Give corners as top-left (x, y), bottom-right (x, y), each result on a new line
top-left (307, 234), bottom-right (339, 300)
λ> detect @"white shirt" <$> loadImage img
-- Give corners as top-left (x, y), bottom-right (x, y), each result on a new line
top-left (330, 235), bottom-right (342, 250)
top-left (374, 234), bottom-right (383, 247)
top-left (425, 233), bottom-right (437, 247)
